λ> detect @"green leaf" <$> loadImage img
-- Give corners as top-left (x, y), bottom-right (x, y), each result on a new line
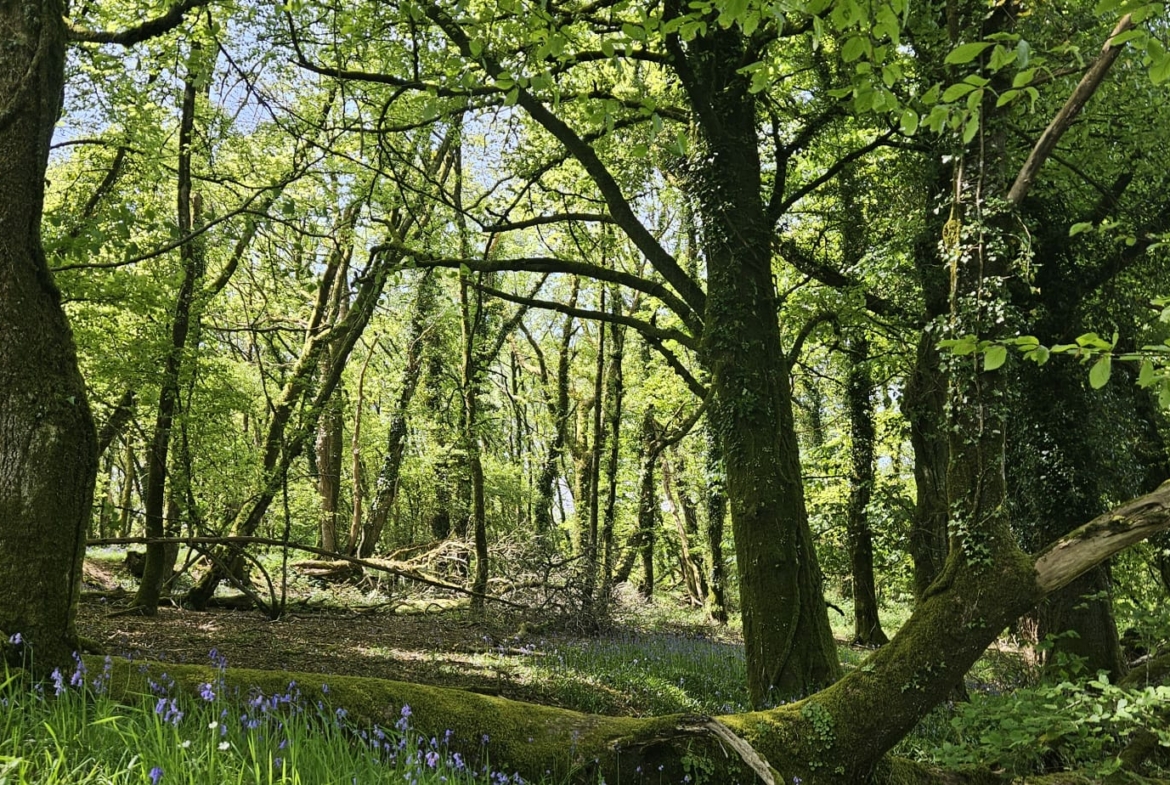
top-left (1029, 345), bottom-right (1050, 365)
top-left (942, 83), bottom-right (977, 102)
top-left (1069, 222), bottom-right (1093, 236)
top-left (1089, 355), bottom-right (1112, 389)
top-left (1160, 381), bottom-right (1170, 409)
top-left (995, 89), bottom-right (1020, 107)
top-left (842, 36), bottom-right (867, 62)
top-left (962, 114), bottom-right (980, 144)
top-left (1150, 53), bottom-right (1170, 85)
top-left (1012, 68), bottom-right (1037, 88)
top-left (945, 42), bottom-right (993, 65)
top-left (900, 109), bottom-right (919, 135)
top-left (1138, 360), bottom-right (1156, 387)
top-left (984, 344), bottom-right (1008, 371)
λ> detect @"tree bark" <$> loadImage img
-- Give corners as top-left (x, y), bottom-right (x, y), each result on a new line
top-left (703, 421), bottom-right (729, 623)
top-left (133, 62), bottom-right (205, 614)
top-left (0, 0), bottom-right (96, 670)
top-left (845, 333), bottom-right (887, 646)
top-left (360, 273), bottom-right (438, 556)
top-left (533, 285), bottom-right (577, 537)
top-left (676, 23), bottom-right (841, 706)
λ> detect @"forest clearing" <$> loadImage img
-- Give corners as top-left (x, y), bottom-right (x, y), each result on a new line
top-left (1, 0), bottom-right (1170, 782)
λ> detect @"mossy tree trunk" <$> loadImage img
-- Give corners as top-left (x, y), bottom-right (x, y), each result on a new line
top-left (845, 332), bottom-right (887, 646)
top-left (677, 23), bottom-right (841, 706)
top-left (532, 284), bottom-right (577, 538)
top-left (598, 287), bottom-right (625, 602)
top-left (360, 272), bottom-right (439, 557)
top-left (0, 0), bottom-right (96, 670)
top-left (703, 422), bottom-right (729, 624)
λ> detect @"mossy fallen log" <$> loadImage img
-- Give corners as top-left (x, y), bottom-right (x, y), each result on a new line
top-left (89, 656), bottom-right (987, 784)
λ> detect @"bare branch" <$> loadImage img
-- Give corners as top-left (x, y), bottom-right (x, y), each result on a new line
top-left (374, 239), bottom-right (703, 334)
top-left (478, 283), bottom-right (699, 350)
top-left (1034, 479), bottom-right (1170, 593)
top-left (1008, 15), bottom-right (1135, 205)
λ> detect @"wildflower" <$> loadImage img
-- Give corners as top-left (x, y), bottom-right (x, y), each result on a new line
top-left (452, 753), bottom-right (465, 770)
top-left (179, 740), bottom-right (191, 749)
top-left (50, 668), bottom-right (65, 696)
top-left (70, 652), bottom-right (86, 687)
top-left (218, 741), bottom-right (230, 751)
top-left (199, 683), bottom-right (215, 702)
top-left (148, 766), bottom-right (163, 784)
top-left (273, 757), bottom-right (283, 771)
top-left (209, 648), bottom-right (227, 670)
top-left (208, 721), bottom-right (219, 731)
top-left (425, 750), bottom-right (439, 768)
top-left (8, 633), bottom-right (21, 645)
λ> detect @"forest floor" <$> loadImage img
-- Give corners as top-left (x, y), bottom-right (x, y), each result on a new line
top-left (75, 551), bottom-right (749, 716)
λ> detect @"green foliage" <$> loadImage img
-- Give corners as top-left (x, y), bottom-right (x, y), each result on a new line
top-left (917, 675), bottom-right (1170, 778)
top-left (0, 649), bottom-right (510, 784)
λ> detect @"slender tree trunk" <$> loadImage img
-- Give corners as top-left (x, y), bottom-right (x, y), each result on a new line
top-left (634, 406), bottom-right (659, 598)
top-left (845, 333), bottom-right (887, 646)
top-left (533, 285), bottom-right (577, 537)
top-left (118, 439), bottom-right (137, 538)
top-left (133, 60), bottom-right (205, 614)
top-left (662, 450), bottom-right (707, 606)
top-left (315, 282), bottom-right (349, 554)
top-left (460, 270), bottom-right (489, 611)
top-left (902, 333), bottom-right (950, 600)
top-left (580, 306), bottom-right (605, 615)
top-left (702, 422), bottom-right (729, 623)
top-left (345, 337), bottom-right (376, 555)
top-left (599, 289), bottom-right (625, 600)
top-left (0, 0), bottom-right (96, 669)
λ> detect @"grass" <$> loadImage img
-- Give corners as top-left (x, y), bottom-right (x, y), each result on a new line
top-left (0, 641), bottom-right (523, 785)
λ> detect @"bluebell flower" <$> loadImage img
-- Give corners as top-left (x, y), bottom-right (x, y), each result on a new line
top-left (148, 766), bottom-right (163, 784)
top-left (50, 668), bottom-right (65, 696)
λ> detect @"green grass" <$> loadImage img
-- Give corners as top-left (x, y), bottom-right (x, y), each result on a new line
top-left (0, 644), bottom-right (519, 785)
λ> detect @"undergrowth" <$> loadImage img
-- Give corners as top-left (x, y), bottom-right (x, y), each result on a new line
top-left (0, 637), bottom-right (523, 785)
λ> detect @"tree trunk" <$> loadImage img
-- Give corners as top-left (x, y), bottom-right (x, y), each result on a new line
top-left (845, 333), bottom-right (887, 646)
top-left (902, 333), bottom-right (950, 600)
top-left (662, 450), bottom-right (708, 606)
top-left (634, 407), bottom-right (659, 598)
top-left (533, 285), bottom-right (577, 537)
top-left (0, 0), bottom-right (96, 670)
top-left (598, 289), bottom-right (625, 601)
top-left (678, 24), bottom-right (841, 705)
top-left (703, 421), bottom-right (729, 624)
top-left (133, 64), bottom-right (205, 614)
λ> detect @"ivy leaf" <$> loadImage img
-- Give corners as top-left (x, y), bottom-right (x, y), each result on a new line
top-left (1089, 355), bottom-right (1112, 389)
top-left (945, 42), bottom-right (993, 65)
top-left (984, 344), bottom-right (1008, 371)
